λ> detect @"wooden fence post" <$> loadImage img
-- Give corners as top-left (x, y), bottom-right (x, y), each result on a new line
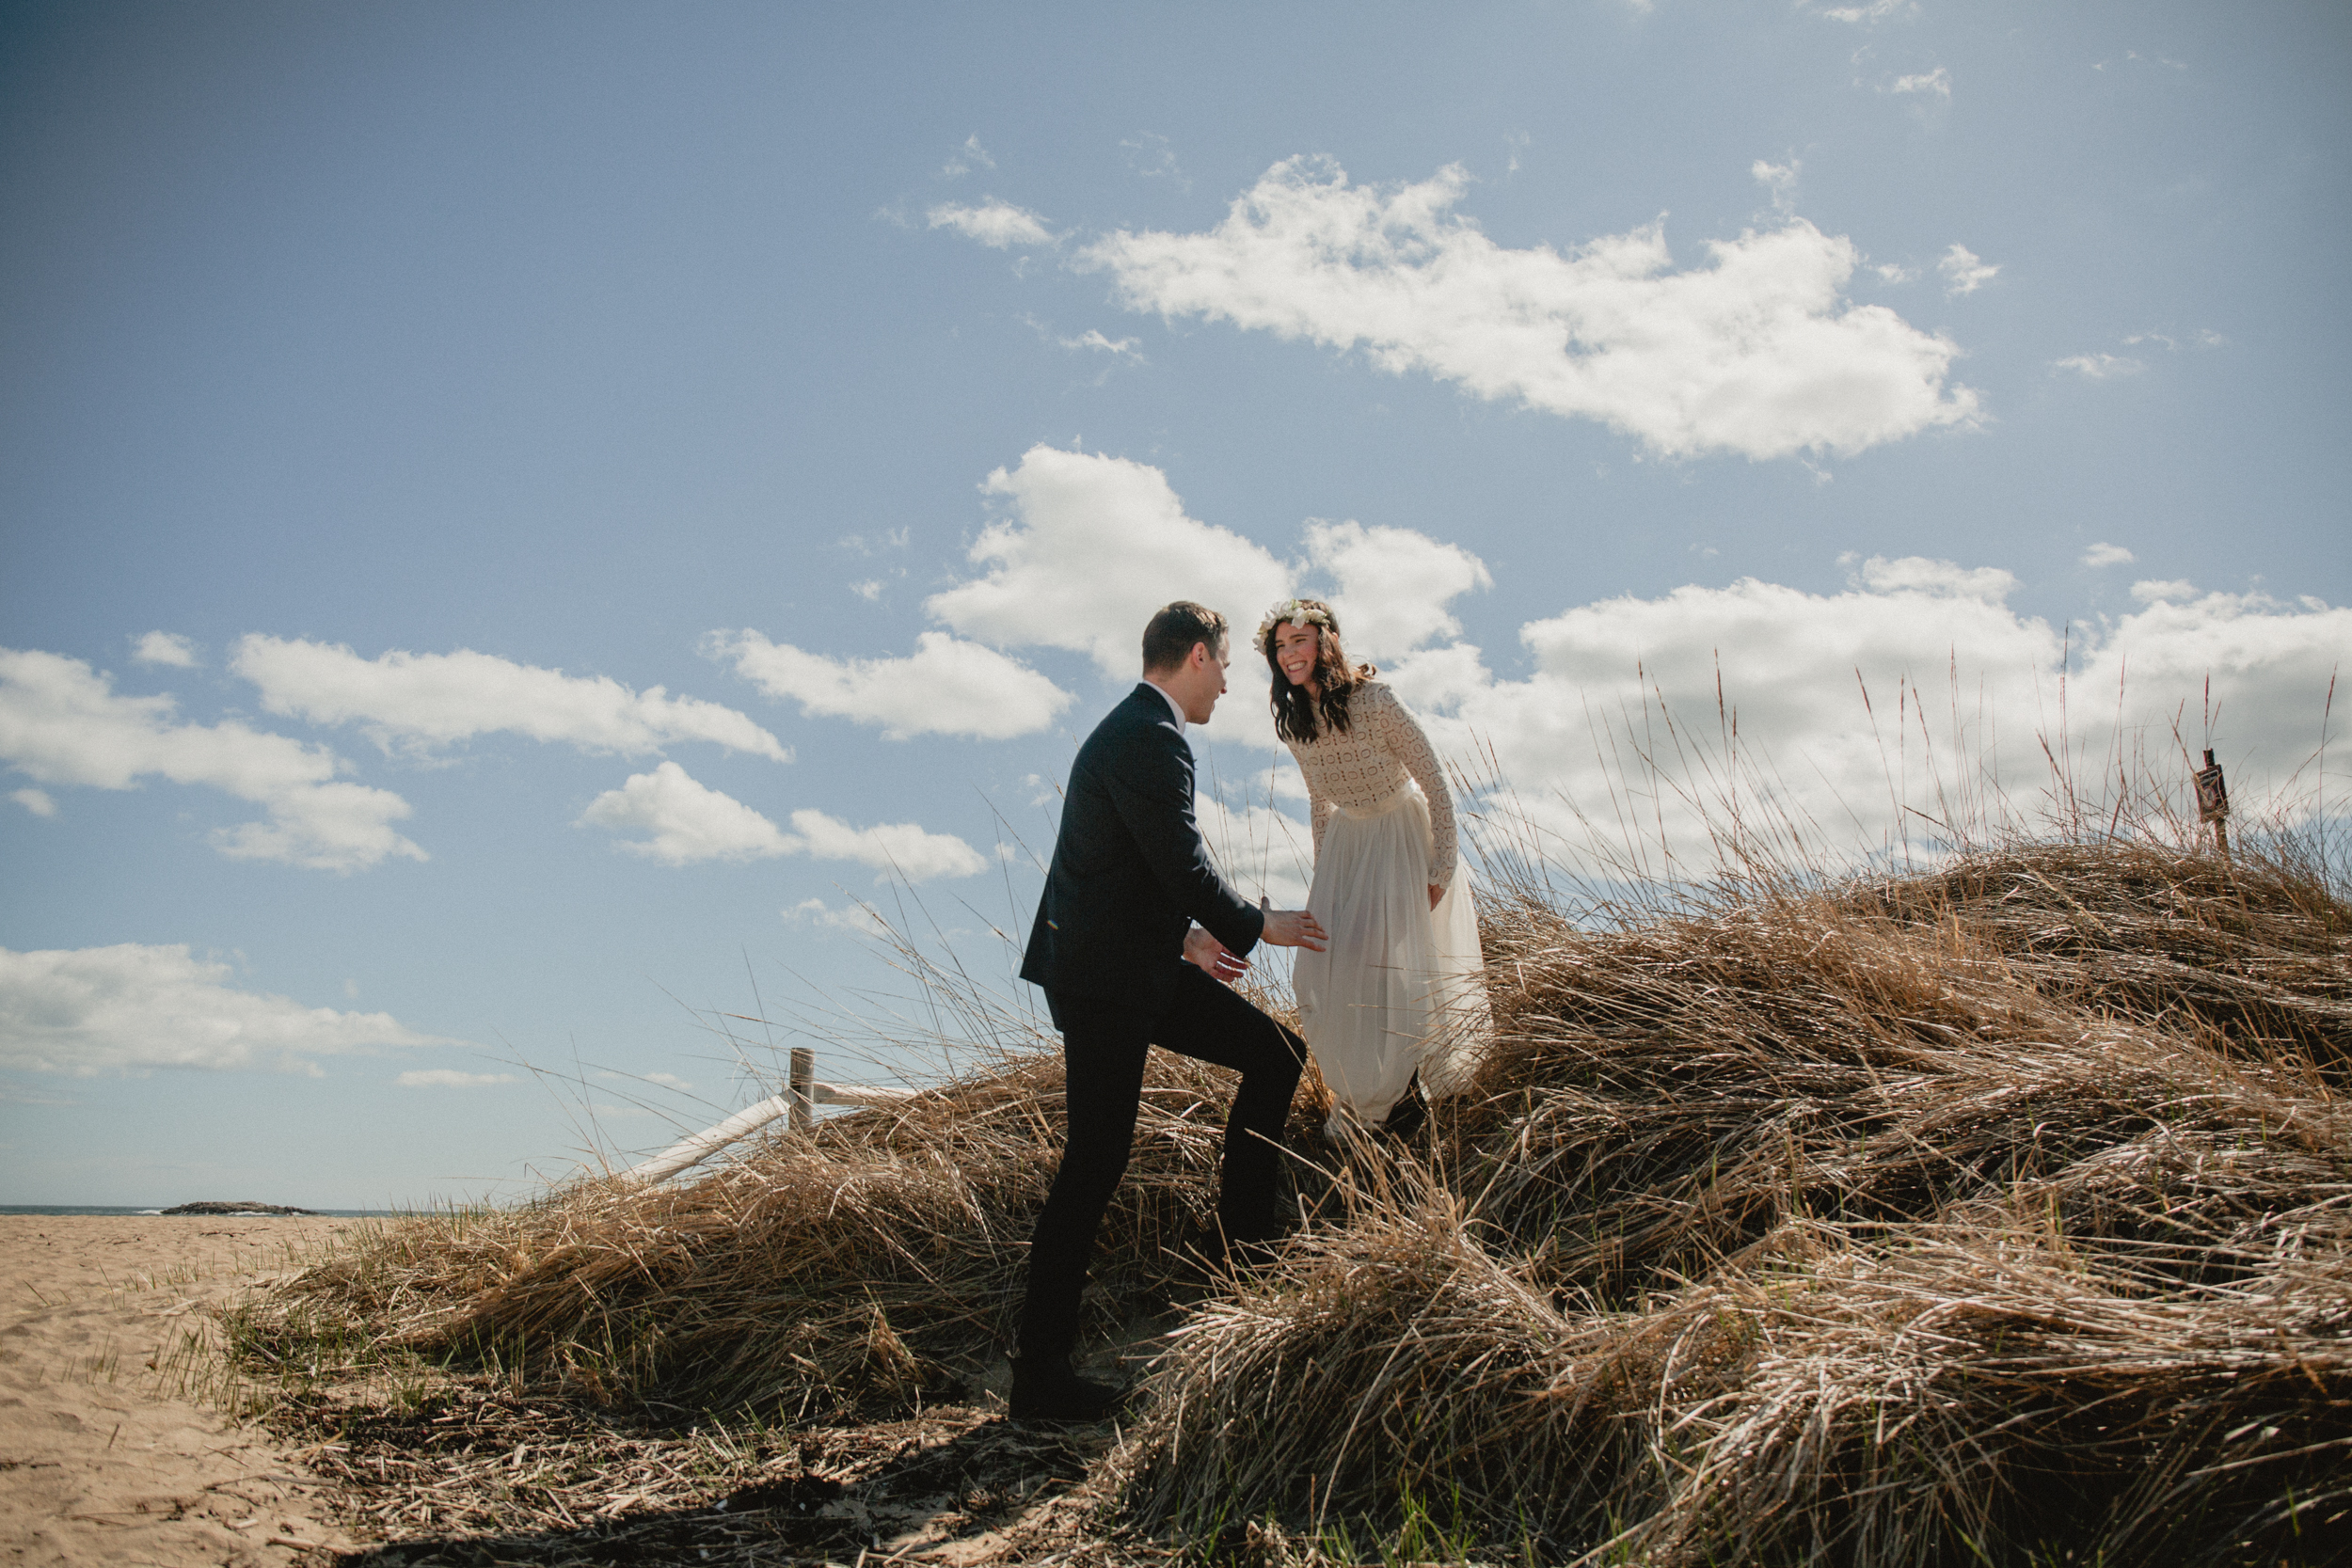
top-left (789, 1047), bottom-right (816, 1133)
top-left (2195, 748), bottom-right (2231, 863)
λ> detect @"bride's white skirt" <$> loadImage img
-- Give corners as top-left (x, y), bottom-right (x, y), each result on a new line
top-left (1294, 783), bottom-right (1489, 1132)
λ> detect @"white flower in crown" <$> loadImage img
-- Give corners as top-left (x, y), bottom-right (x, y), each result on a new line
top-left (1255, 596), bottom-right (1335, 647)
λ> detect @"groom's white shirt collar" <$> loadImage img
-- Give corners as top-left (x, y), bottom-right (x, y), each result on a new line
top-left (1141, 678), bottom-right (1187, 734)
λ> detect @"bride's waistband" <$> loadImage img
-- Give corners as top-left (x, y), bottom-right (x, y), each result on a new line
top-left (1333, 781), bottom-right (1422, 819)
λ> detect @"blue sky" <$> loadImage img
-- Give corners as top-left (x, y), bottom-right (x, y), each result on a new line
top-left (4, 1), bottom-right (2346, 1208)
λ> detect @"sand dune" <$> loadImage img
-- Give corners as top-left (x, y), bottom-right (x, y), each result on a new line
top-left (0, 1216), bottom-right (357, 1566)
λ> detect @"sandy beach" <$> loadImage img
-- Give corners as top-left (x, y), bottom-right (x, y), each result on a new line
top-left (0, 1215), bottom-right (358, 1567)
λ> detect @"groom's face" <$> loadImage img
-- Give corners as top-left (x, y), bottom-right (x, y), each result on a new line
top-left (1178, 639), bottom-right (1229, 724)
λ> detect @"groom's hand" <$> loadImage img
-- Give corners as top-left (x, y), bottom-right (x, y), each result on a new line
top-left (1260, 908), bottom-right (1328, 951)
top-left (1184, 925), bottom-right (1250, 983)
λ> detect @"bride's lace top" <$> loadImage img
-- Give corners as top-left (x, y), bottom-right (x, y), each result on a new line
top-left (1282, 681), bottom-right (1458, 889)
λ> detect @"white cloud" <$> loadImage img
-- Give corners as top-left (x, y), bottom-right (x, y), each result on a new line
top-left (231, 636), bottom-right (788, 763)
top-left (902, 448), bottom-right (1503, 746)
top-left (1871, 261), bottom-right (1917, 284)
top-left (927, 199), bottom-right (1055, 248)
top-left (1400, 566), bottom-right (2056, 790)
top-left (397, 1069), bottom-right (516, 1087)
top-left (1120, 132), bottom-right (1188, 187)
top-left (1073, 157), bottom-right (1980, 460)
top-left (10, 786), bottom-right (55, 817)
top-left (941, 134), bottom-right (995, 178)
top-left (2122, 329), bottom-right (2227, 355)
top-left (2054, 353), bottom-right (2144, 380)
top-left (0, 648), bottom-right (424, 871)
top-left (577, 761), bottom-right (797, 864)
top-left (708, 628), bottom-right (1073, 741)
top-left (1, 942), bottom-right (449, 1075)
top-left (779, 441), bottom-right (2344, 890)
top-left (133, 631), bottom-right (199, 668)
top-left (1890, 67), bottom-right (1952, 100)
top-left (1256, 762), bottom-right (1313, 803)
top-left (1751, 158), bottom-right (1801, 213)
top-left (1195, 792), bottom-right (1313, 910)
top-left (2080, 591), bottom-right (2347, 766)
top-left (1307, 519), bottom-right (1493, 663)
top-left (1937, 243), bottom-right (1999, 295)
top-left (596, 1068), bottom-right (692, 1089)
top-left (788, 808), bottom-right (989, 881)
top-left (1017, 314), bottom-right (1149, 363)
top-left (1063, 329), bottom-right (1144, 358)
top-left (1851, 553), bottom-right (2016, 600)
top-left (783, 446), bottom-right (2344, 886)
top-left (1812, 0), bottom-right (1916, 20)
top-left (580, 761), bottom-right (986, 880)
top-left (1381, 560), bottom-right (2347, 873)
top-left (784, 896), bottom-right (892, 937)
top-left (929, 444), bottom-right (1294, 681)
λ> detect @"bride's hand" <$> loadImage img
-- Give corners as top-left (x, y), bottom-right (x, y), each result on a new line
top-left (1429, 884), bottom-right (1443, 911)
top-left (1184, 925), bottom-right (1249, 982)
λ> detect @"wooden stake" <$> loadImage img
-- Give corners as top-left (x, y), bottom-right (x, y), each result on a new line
top-left (2194, 748), bottom-right (2231, 863)
top-left (789, 1047), bottom-right (816, 1132)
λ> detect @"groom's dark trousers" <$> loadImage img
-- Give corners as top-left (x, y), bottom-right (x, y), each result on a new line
top-left (1017, 684), bottom-right (1307, 1363)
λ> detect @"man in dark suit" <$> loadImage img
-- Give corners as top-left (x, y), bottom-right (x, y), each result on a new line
top-left (1011, 600), bottom-right (1327, 1422)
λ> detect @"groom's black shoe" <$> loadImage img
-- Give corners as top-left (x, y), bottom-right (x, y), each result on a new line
top-left (1008, 1354), bottom-right (1124, 1424)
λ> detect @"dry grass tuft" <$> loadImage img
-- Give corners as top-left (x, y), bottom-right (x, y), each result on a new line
top-left (237, 800), bottom-right (2351, 1564)
top-left (268, 1050), bottom-right (1244, 1420)
top-left (1115, 832), bottom-right (2352, 1565)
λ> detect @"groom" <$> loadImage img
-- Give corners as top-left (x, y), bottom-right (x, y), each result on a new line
top-left (1011, 600), bottom-right (1327, 1422)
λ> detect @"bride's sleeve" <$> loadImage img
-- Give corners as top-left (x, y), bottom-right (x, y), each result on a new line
top-left (1310, 788), bottom-right (1333, 863)
top-left (1372, 687), bottom-right (1457, 889)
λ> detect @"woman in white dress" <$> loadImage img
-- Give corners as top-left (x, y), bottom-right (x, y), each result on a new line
top-left (1258, 597), bottom-right (1488, 1135)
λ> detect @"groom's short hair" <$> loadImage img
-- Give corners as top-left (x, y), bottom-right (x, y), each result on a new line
top-left (1141, 601), bottom-right (1229, 673)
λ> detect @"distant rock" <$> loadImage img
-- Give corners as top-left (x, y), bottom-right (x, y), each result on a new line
top-left (161, 1201), bottom-right (319, 1216)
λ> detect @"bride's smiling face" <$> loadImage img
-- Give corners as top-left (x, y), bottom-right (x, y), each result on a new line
top-left (1272, 622), bottom-right (1320, 689)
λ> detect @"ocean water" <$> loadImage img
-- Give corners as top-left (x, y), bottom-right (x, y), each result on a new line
top-left (0, 1205), bottom-right (410, 1217)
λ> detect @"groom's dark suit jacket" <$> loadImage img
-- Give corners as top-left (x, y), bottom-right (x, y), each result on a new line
top-left (1021, 683), bottom-right (1265, 1012)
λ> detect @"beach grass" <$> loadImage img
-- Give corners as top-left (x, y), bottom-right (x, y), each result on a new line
top-left (207, 726), bottom-right (2351, 1566)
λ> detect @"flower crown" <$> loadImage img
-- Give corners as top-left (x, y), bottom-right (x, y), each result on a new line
top-left (1256, 597), bottom-right (1336, 648)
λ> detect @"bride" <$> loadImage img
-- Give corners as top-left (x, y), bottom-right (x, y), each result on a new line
top-left (1258, 597), bottom-right (1487, 1134)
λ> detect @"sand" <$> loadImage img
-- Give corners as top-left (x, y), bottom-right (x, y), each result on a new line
top-left (0, 1215), bottom-right (359, 1567)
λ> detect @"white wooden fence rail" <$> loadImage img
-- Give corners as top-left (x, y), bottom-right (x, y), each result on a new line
top-left (616, 1047), bottom-right (914, 1189)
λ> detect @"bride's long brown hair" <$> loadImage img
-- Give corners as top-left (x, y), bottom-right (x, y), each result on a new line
top-left (1261, 599), bottom-right (1375, 744)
